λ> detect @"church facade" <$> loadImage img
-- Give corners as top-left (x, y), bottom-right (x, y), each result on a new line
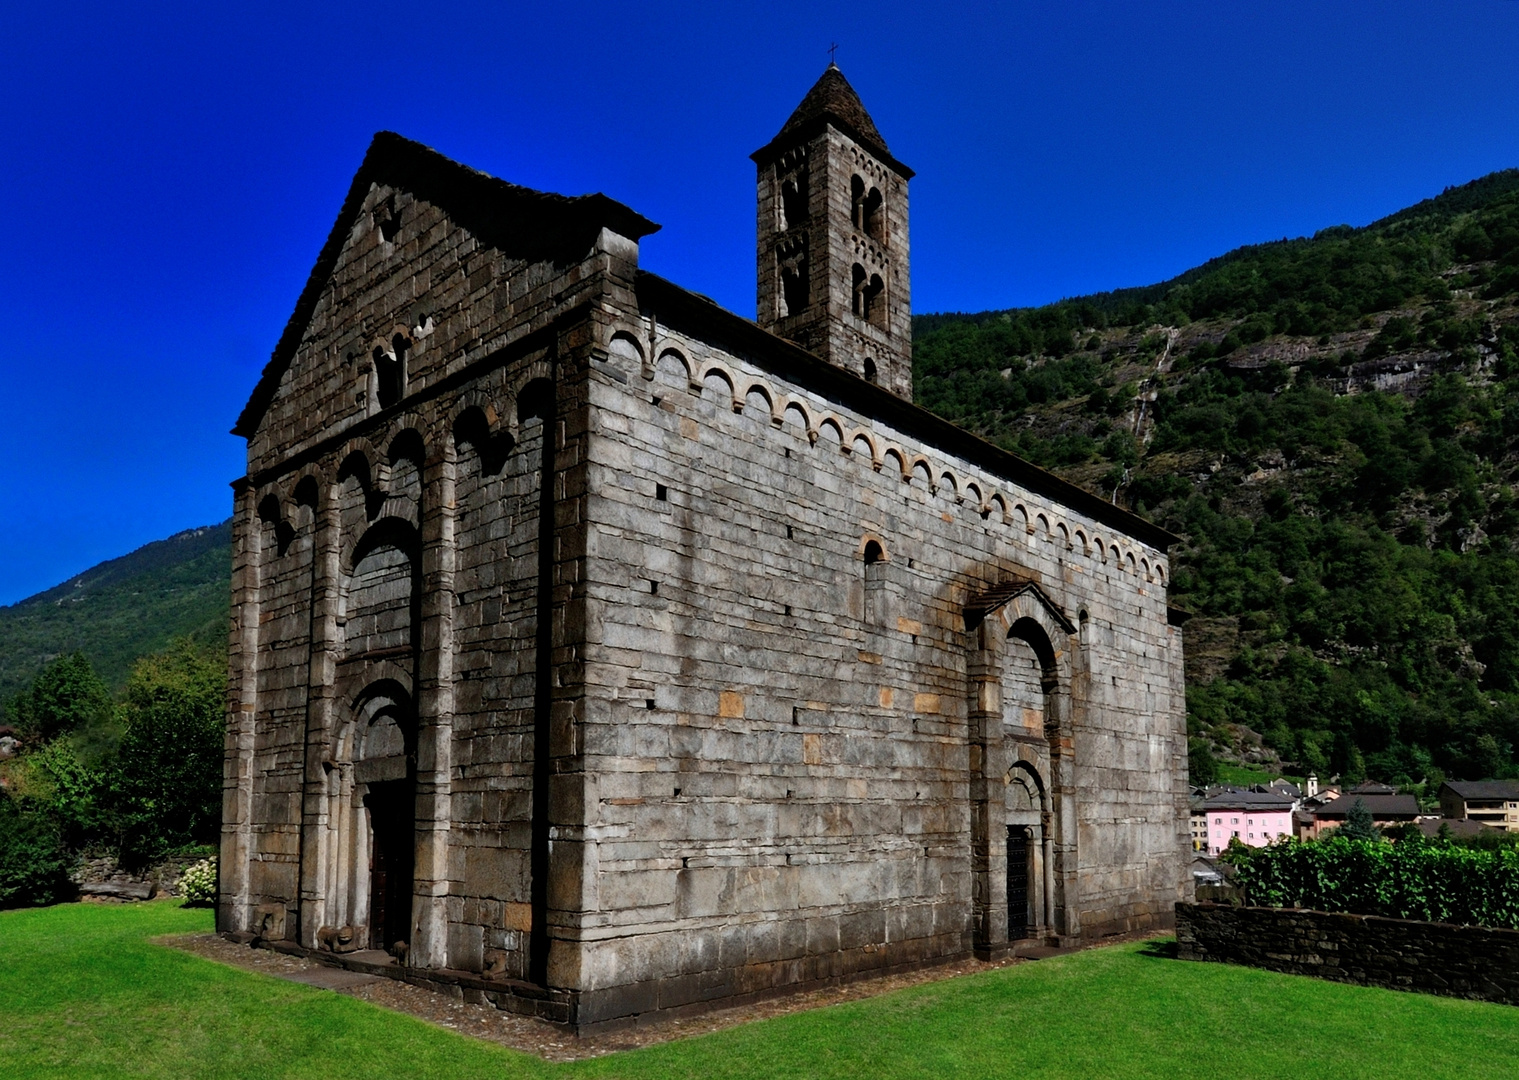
top-left (220, 66), bottom-right (1188, 1030)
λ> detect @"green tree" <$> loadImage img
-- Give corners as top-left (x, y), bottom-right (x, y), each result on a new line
top-left (110, 640), bottom-right (224, 865)
top-left (1340, 797), bottom-right (1380, 842)
top-left (11, 738), bottom-right (107, 848)
top-left (8, 652), bottom-right (111, 746)
top-left (1188, 738), bottom-right (1219, 786)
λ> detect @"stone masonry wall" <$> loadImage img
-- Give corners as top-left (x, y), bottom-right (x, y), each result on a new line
top-left (1177, 901), bottom-right (1519, 1006)
top-left (566, 302), bottom-right (1187, 1022)
top-left (222, 175), bottom-right (636, 971)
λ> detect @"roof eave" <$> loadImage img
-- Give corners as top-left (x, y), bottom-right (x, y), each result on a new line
top-left (750, 115), bottom-right (915, 179)
top-left (635, 271), bottom-right (1180, 552)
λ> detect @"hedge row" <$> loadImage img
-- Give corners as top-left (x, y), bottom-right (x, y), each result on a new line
top-left (1225, 836), bottom-right (1519, 929)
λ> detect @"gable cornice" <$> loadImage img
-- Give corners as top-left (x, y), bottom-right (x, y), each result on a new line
top-left (964, 579), bottom-right (1078, 636)
top-left (232, 132), bottom-right (658, 438)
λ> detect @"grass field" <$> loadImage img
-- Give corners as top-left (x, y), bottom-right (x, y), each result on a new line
top-left (1214, 764), bottom-right (1301, 788)
top-left (4, 901), bottom-right (1519, 1079)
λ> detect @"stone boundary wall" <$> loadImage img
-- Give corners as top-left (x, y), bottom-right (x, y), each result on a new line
top-left (72, 853), bottom-right (208, 901)
top-left (1176, 901), bottom-right (1519, 1007)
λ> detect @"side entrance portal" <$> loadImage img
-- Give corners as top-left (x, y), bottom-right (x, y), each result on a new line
top-left (1007, 826), bottom-right (1032, 940)
top-left (364, 779), bottom-right (415, 952)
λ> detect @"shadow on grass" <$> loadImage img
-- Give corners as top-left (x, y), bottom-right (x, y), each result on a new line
top-left (1135, 937), bottom-right (1179, 960)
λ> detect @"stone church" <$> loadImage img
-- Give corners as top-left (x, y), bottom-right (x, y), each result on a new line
top-left (220, 65), bottom-right (1188, 1030)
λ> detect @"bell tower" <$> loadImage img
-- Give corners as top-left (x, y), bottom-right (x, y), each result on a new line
top-left (753, 65), bottom-right (915, 400)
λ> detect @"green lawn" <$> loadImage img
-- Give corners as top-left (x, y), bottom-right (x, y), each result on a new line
top-left (1215, 764), bottom-right (1301, 788)
top-left (3, 901), bottom-right (1518, 1079)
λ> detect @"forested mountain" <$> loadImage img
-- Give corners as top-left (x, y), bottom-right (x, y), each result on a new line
top-left (0, 522), bottom-right (231, 718)
top-left (8, 170), bottom-right (1519, 791)
top-left (914, 168), bottom-right (1519, 788)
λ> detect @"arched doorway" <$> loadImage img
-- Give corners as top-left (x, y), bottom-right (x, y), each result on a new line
top-left (364, 778), bottom-right (414, 952)
top-left (350, 683), bottom-right (417, 954)
top-left (1006, 763), bottom-right (1048, 940)
top-left (1006, 825), bottom-right (1032, 939)
top-left (966, 578), bottom-right (1076, 953)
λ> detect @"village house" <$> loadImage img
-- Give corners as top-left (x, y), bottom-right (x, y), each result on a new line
top-left (1439, 780), bottom-right (1519, 832)
top-left (1303, 792), bottom-right (1420, 839)
top-left (1200, 789), bottom-right (1294, 856)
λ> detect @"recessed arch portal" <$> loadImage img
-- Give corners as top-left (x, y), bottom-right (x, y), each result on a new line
top-left (350, 680), bottom-right (417, 953)
top-left (967, 580), bottom-right (1078, 950)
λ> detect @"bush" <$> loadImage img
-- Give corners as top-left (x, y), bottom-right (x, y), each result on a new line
top-left (0, 797), bottom-right (75, 907)
top-left (176, 857), bottom-right (218, 906)
top-left (1225, 835), bottom-right (1519, 928)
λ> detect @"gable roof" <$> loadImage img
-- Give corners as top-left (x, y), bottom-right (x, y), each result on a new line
top-left (1442, 780), bottom-right (1519, 801)
top-left (233, 132), bottom-right (660, 438)
top-left (1419, 817), bottom-right (1493, 838)
top-left (1202, 790), bottom-right (1294, 812)
top-left (1312, 793), bottom-right (1420, 819)
top-left (751, 65), bottom-right (914, 178)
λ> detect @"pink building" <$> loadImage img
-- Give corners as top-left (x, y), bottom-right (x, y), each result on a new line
top-left (1203, 789), bottom-right (1295, 856)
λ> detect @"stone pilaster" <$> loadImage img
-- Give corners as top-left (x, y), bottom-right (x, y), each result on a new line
top-left (219, 480), bottom-right (261, 934)
top-left (297, 475), bottom-right (342, 946)
top-left (412, 435), bottom-right (457, 969)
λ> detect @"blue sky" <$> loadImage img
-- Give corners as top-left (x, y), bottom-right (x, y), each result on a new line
top-left (2, 1), bottom-right (1518, 604)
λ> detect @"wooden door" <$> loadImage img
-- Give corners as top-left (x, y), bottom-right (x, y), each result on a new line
top-left (365, 780), bottom-right (414, 952)
top-left (1007, 826), bottom-right (1031, 940)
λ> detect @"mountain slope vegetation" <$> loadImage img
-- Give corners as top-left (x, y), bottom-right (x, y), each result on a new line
top-left (914, 168), bottom-right (1519, 788)
top-left (0, 523), bottom-right (231, 719)
top-left (8, 171), bottom-right (1519, 792)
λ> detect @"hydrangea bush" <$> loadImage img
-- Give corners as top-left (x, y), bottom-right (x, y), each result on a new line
top-left (177, 857), bottom-right (217, 906)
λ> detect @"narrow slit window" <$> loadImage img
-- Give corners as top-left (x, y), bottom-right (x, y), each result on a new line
top-left (863, 540), bottom-right (887, 625)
